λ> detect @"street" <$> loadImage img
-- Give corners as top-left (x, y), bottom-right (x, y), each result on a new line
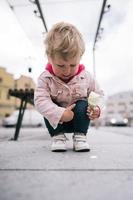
top-left (0, 126), bottom-right (133, 200)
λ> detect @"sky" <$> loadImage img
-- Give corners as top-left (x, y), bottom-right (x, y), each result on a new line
top-left (95, 0), bottom-right (133, 96)
top-left (0, 0), bottom-right (133, 97)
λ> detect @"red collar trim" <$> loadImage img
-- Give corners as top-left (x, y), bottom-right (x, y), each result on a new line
top-left (45, 63), bottom-right (85, 77)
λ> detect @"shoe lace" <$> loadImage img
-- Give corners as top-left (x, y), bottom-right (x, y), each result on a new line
top-left (53, 134), bottom-right (69, 142)
top-left (73, 134), bottom-right (87, 142)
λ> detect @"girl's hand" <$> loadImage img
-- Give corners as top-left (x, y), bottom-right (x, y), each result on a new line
top-left (87, 106), bottom-right (100, 120)
top-left (60, 104), bottom-right (76, 122)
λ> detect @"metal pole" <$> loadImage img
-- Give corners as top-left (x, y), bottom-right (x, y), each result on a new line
top-left (93, 49), bottom-right (96, 79)
top-left (92, 0), bottom-right (107, 78)
top-left (93, 0), bottom-right (107, 50)
top-left (34, 0), bottom-right (48, 32)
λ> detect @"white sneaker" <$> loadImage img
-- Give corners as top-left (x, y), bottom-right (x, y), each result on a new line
top-left (51, 134), bottom-right (67, 152)
top-left (73, 134), bottom-right (90, 152)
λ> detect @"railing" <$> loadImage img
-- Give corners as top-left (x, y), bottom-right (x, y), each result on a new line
top-left (9, 89), bottom-right (34, 140)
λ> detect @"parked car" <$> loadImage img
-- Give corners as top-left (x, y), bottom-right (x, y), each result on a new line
top-left (2, 109), bottom-right (44, 127)
top-left (105, 113), bottom-right (128, 126)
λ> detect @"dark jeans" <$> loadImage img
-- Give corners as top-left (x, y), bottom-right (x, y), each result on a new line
top-left (44, 100), bottom-right (90, 137)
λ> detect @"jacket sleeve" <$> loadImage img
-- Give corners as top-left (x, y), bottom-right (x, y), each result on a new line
top-left (34, 75), bottom-right (66, 129)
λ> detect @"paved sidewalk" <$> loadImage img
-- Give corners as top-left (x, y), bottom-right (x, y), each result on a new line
top-left (0, 127), bottom-right (133, 200)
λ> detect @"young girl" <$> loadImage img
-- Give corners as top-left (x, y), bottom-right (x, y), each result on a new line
top-left (34, 22), bottom-right (104, 152)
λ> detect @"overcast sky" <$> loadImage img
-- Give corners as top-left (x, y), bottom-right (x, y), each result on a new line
top-left (0, 0), bottom-right (133, 96)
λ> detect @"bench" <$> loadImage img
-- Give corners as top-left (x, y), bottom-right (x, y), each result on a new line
top-left (9, 89), bottom-right (34, 140)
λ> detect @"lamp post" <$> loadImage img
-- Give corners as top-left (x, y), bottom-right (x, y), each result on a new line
top-left (92, 0), bottom-right (110, 78)
top-left (29, 0), bottom-right (48, 33)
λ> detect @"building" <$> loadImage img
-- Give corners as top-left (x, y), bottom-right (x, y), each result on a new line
top-left (15, 75), bottom-right (36, 90)
top-left (105, 91), bottom-right (133, 126)
top-left (0, 67), bottom-right (36, 118)
top-left (14, 75), bottom-right (36, 110)
top-left (0, 67), bottom-right (15, 117)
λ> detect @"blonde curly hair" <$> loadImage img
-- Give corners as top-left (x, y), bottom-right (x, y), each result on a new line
top-left (44, 22), bottom-right (85, 60)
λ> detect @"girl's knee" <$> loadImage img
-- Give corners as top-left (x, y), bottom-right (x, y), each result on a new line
top-left (74, 100), bottom-right (88, 114)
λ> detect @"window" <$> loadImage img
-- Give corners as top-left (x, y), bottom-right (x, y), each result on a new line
top-left (0, 77), bottom-right (3, 83)
top-left (118, 102), bottom-right (125, 106)
top-left (7, 93), bottom-right (10, 100)
top-left (25, 83), bottom-right (30, 88)
top-left (119, 110), bottom-right (125, 114)
top-left (108, 111), bottom-right (114, 114)
top-left (119, 94), bottom-right (123, 98)
top-left (107, 103), bottom-right (114, 107)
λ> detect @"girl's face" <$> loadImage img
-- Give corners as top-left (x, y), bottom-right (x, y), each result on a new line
top-left (48, 55), bottom-right (81, 81)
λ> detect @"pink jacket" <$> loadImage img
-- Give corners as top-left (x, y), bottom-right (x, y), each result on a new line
top-left (34, 68), bottom-right (104, 129)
